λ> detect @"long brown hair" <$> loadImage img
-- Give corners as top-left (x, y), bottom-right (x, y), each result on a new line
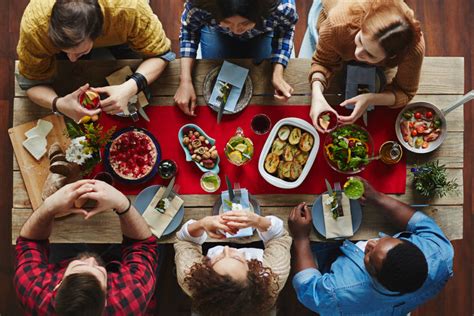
top-left (361, 0), bottom-right (421, 61)
top-left (185, 258), bottom-right (279, 316)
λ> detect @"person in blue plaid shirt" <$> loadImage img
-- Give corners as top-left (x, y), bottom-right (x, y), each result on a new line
top-left (174, 0), bottom-right (298, 116)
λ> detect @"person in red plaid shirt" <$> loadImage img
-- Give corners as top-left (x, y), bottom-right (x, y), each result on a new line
top-left (14, 179), bottom-right (160, 316)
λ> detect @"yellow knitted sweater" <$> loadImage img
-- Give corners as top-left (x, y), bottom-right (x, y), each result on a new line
top-left (17, 0), bottom-right (171, 80)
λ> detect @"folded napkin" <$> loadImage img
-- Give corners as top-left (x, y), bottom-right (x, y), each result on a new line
top-left (322, 193), bottom-right (354, 239)
top-left (143, 187), bottom-right (183, 238)
top-left (221, 188), bottom-right (253, 238)
top-left (209, 61), bottom-right (249, 112)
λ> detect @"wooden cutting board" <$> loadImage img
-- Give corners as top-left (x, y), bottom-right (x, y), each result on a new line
top-left (9, 115), bottom-right (69, 210)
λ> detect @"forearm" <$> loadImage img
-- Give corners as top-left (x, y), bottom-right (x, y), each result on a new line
top-left (26, 85), bottom-right (58, 110)
top-left (20, 203), bottom-right (55, 240)
top-left (134, 57), bottom-right (168, 87)
top-left (370, 193), bottom-right (415, 230)
top-left (187, 219), bottom-right (205, 237)
top-left (179, 57), bottom-right (195, 83)
top-left (272, 63), bottom-right (285, 80)
top-left (119, 205), bottom-right (152, 240)
top-left (369, 91), bottom-right (396, 107)
top-left (292, 238), bottom-right (318, 272)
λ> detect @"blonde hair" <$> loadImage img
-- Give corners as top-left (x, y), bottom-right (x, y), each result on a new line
top-left (361, 0), bottom-right (421, 60)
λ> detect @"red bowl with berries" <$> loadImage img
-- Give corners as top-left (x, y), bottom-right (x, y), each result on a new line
top-left (104, 127), bottom-right (161, 184)
top-left (396, 102), bottom-right (445, 154)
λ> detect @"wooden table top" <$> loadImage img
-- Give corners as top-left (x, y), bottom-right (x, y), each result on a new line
top-left (11, 58), bottom-right (464, 244)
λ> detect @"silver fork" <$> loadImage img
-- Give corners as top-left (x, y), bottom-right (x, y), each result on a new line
top-left (234, 182), bottom-right (241, 204)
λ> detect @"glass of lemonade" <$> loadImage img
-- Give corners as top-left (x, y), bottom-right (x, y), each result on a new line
top-left (200, 172), bottom-right (221, 193)
top-left (343, 177), bottom-right (365, 199)
top-left (224, 127), bottom-right (254, 166)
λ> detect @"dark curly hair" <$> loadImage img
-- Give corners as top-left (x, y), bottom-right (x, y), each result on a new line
top-left (185, 258), bottom-right (279, 316)
top-left (377, 240), bottom-right (428, 293)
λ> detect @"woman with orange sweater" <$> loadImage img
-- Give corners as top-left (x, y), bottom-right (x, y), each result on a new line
top-left (308, 0), bottom-right (424, 131)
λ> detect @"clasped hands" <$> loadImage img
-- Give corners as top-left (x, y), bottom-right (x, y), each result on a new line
top-left (56, 80), bottom-right (138, 123)
top-left (193, 211), bottom-right (271, 239)
top-left (42, 179), bottom-right (129, 220)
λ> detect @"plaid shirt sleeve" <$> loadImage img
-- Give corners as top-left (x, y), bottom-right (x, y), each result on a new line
top-left (270, 0), bottom-right (298, 66)
top-left (105, 236), bottom-right (159, 315)
top-left (14, 237), bottom-right (57, 315)
top-left (179, 2), bottom-right (210, 58)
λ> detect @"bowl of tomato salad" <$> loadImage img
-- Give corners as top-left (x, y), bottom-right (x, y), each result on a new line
top-left (323, 124), bottom-right (374, 174)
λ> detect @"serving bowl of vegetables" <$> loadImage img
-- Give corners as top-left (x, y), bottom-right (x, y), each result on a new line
top-left (323, 124), bottom-right (373, 174)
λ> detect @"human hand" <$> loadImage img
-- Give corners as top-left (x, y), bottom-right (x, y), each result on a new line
top-left (42, 180), bottom-right (96, 217)
top-left (75, 180), bottom-right (129, 220)
top-left (92, 80), bottom-right (137, 115)
top-left (272, 65), bottom-right (293, 101)
top-left (174, 79), bottom-right (197, 116)
top-left (198, 215), bottom-right (237, 239)
top-left (221, 210), bottom-right (271, 232)
top-left (288, 202), bottom-right (312, 241)
top-left (309, 95), bottom-right (338, 133)
top-left (338, 93), bottom-right (374, 124)
top-left (355, 176), bottom-right (382, 205)
top-left (56, 84), bottom-right (101, 123)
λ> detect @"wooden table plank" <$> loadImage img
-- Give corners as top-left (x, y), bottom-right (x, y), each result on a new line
top-left (12, 167), bottom-right (463, 209)
top-left (14, 57), bottom-right (465, 97)
top-left (11, 205), bottom-right (463, 244)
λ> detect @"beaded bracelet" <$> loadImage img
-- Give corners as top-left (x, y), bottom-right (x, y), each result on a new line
top-left (114, 197), bottom-right (132, 216)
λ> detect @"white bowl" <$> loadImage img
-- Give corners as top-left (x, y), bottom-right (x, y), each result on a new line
top-left (258, 118), bottom-right (320, 189)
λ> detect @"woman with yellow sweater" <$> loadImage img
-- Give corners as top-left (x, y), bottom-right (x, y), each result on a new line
top-left (17, 0), bottom-right (174, 122)
top-left (308, 0), bottom-right (424, 131)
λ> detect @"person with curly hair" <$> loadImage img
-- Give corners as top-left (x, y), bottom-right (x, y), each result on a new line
top-left (306, 0), bottom-right (425, 131)
top-left (174, 211), bottom-right (291, 315)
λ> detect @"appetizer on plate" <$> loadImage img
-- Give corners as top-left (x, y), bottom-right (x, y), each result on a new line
top-left (399, 107), bottom-right (442, 150)
top-left (182, 128), bottom-right (219, 170)
top-left (108, 129), bottom-right (158, 181)
top-left (264, 125), bottom-right (314, 182)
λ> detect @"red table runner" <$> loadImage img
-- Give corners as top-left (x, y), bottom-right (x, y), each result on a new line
top-left (92, 105), bottom-right (406, 195)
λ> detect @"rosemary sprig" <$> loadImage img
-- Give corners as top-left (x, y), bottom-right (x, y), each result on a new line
top-left (411, 160), bottom-right (460, 198)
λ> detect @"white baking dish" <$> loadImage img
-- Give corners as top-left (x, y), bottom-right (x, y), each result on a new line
top-left (258, 118), bottom-right (320, 189)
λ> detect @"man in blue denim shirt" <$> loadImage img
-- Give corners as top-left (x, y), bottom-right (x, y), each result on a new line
top-left (288, 178), bottom-right (454, 316)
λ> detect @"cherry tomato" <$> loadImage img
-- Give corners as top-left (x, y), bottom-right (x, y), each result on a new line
top-left (416, 126), bottom-right (425, 134)
top-left (425, 111), bottom-right (433, 119)
top-left (409, 122), bottom-right (415, 128)
top-left (414, 112), bottom-right (422, 120)
top-left (411, 130), bottom-right (418, 136)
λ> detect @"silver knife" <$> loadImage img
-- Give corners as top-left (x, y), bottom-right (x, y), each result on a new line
top-left (334, 182), bottom-right (344, 217)
top-left (324, 179), bottom-right (334, 196)
top-left (162, 176), bottom-right (176, 200)
top-left (363, 111), bottom-right (368, 126)
top-left (225, 175), bottom-right (235, 202)
top-left (137, 106), bottom-right (150, 122)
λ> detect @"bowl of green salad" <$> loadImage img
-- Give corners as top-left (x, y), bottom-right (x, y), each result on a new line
top-left (323, 124), bottom-right (374, 174)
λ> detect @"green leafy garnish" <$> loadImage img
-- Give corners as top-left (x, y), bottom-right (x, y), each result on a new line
top-left (411, 161), bottom-right (460, 198)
